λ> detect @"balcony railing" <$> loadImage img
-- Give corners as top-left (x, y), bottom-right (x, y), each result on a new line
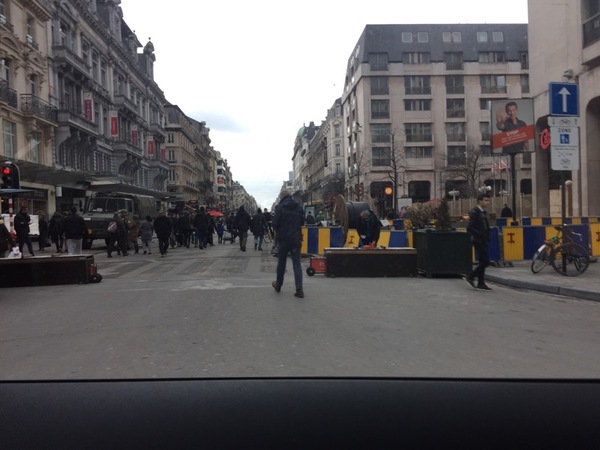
top-left (445, 62), bottom-right (464, 70)
top-left (446, 85), bottom-right (464, 94)
top-left (20, 94), bottom-right (57, 122)
top-left (0, 82), bottom-right (17, 108)
top-left (405, 86), bottom-right (431, 95)
top-left (481, 86), bottom-right (507, 94)
top-left (447, 134), bottom-right (466, 142)
top-left (405, 134), bottom-right (433, 142)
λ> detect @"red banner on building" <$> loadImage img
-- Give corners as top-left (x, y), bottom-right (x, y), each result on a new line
top-left (131, 126), bottom-right (138, 147)
top-left (83, 92), bottom-right (93, 121)
top-left (110, 111), bottom-right (119, 137)
top-left (147, 138), bottom-right (154, 157)
top-left (160, 146), bottom-right (166, 160)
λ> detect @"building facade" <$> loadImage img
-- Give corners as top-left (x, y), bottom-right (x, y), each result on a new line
top-left (528, 0), bottom-right (600, 217)
top-left (0, 0), bottom-right (55, 213)
top-left (0, 0), bottom-right (246, 221)
top-left (341, 24), bottom-right (531, 216)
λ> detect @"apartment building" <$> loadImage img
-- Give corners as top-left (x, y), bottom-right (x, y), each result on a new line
top-left (215, 151), bottom-right (232, 212)
top-left (50, 0), bottom-right (169, 211)
top-left (528, 0), bottom-right (600, 216)
top-left (0, 0), bottom-right (55, 213)
top-left (341, 24), bottom-right (531, 216)
top-left (164, 105), bottom-right (215, 204)
top-left (301, 98), bottom-right (345, 209)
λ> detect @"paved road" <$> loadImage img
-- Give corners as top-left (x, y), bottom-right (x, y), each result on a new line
top-left (1, 241), bottom-right (599, 380)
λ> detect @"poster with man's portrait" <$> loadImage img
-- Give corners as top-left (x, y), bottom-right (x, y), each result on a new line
top-left (491, 98), bottom-right (534, 155)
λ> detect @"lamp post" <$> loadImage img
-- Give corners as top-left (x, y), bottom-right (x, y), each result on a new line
top-left (449, 189), bottom-right (460, 216)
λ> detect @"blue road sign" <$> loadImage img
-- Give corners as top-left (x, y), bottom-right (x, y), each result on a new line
top-left (549, 82), bottom-right (579, 116)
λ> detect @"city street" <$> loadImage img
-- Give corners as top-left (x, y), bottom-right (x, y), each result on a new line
top-left (1, 240), bottom-right (599, 380)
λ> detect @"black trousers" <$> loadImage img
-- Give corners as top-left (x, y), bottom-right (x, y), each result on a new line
top-left (470, 241), bottom-right (490, 284)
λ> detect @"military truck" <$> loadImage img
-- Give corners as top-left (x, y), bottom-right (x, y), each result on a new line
top-left (81, 192), bottom-right (159, 249)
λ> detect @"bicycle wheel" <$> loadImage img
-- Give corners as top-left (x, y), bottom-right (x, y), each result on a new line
top-left (531, 244), bottom-right (551, 273)
top-left (550, 243), bottom-right (590, 276)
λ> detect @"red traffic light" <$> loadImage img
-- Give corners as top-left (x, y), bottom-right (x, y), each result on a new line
top-left (1, 162), bottom-right (19, 189)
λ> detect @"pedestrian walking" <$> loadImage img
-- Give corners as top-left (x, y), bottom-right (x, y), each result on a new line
top-left (216, 220), bottom-right (225, 244)
top-left (272, 190), bottom-right (305, 298)
top-left (305, 211), bottom-right (316, 225)
top-left (48, 211), bottom-right (64, 253)
top-left (62, 206), bottom-right (87, 255)
top-left (107, 213), bottom-right (128, 257)
top-left (251, 207), bottom-right (267, 250)
top-left (193, 207), bottom-right (209, 249)
top-left (234, 205), bottom-right (251, 252)
top-left (14, 205), bottom-right (34, 257)
top-left (139, 215), bottom-right (154, 255)
top-left (465, 193), bottom-right (492, 291)
top-left (128, 214), bottom-right (141, 254)
top-left (37, 211), bottom-right (49, 252)
top-left (154, 210), bottom-right (172, 256)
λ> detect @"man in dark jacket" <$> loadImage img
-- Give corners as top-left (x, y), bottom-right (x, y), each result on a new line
top-left (234, 205), bottom-right (251, 252)
top-left (62, 206), bottom-right (87, 255)
top-left (272, 190), bottom-right (305, 298)
top-left (14, 205), bottom-right (34, 257)
top-left (193, 207), bottom-right (209, 249)
top-left (251, 208), bottom-right (267, 251)
top-left (153, 210), bottom-right (172, 257)
top-left (465, 193), bottom-right (492, 291)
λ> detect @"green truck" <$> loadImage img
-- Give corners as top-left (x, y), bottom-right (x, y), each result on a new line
top-left (81, 192), bottom-right (160, 249)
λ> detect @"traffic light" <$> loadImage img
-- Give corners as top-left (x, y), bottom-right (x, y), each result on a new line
top-left (1, 162), bottom-right (20, 189)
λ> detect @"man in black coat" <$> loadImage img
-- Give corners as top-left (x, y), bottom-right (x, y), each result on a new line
top-left (234, 206), bottom-right (251, 252)
top-left (62, 206), bottom-right (87, 255)
top-left (465, 193), bottom-right (492, 291)
top-left (272, 190), bottom-right (305, 298)
top-left (153, 210), bottom-right (172, 257)
top-left (14, 205), bottom-right (34, 257)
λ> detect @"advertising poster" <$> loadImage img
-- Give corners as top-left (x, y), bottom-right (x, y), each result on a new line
top-left (491, 98), bottom-right (534, 155)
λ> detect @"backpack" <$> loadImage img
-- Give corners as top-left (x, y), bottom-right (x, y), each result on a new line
top-left (107, 221), bottom-right (118, 234)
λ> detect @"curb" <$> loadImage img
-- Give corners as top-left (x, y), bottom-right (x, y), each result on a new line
top-left (486, 273), bottom-right (600, 303)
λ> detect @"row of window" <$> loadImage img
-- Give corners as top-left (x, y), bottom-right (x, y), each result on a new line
top-left (1, 119), bottom-right (42, 163)
top-left (368, 51), bottom-right (528, 70)
top-left (371, 75), bottom-right (528, 95)
top-left (400, 30), bottom-right (505, 44)
top-left (57, 19), bottom-right (163, 127)
top-left (371, 97), bottom-right (524, 119)
top-left (368, 122), bottom-right (493, 144)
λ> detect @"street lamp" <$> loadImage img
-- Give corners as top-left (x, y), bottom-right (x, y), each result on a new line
top-left (449, 189), bottom-right (460, 216)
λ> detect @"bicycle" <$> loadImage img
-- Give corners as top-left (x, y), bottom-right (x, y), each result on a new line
top-left (531, 224), bottom-right (590, 276)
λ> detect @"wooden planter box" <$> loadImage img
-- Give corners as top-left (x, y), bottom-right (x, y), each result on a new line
top-left (413, 229), bottom-right (472, 278)
top-left (324, 247), bottom-right (417, 277)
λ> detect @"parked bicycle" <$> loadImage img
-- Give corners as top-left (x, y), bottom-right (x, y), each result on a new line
top-left (531, 224), bottom-right (589, 276)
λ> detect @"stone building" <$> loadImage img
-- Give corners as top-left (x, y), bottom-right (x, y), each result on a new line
top-left (0, 0), bottom-right (55, 213)
top-left (164, 104), bottom-right (214, 204)
top-left (340, 24), bottom-right (531, 216)
top-left (528, 0), bottom-right (600, 216)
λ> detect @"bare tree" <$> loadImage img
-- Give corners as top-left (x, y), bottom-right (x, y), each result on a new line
top-left (443, 140), bottom-right (487, 199)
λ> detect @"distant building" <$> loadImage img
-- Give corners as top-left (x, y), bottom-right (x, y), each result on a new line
top-left (340, 24), bottom-right (530, 215)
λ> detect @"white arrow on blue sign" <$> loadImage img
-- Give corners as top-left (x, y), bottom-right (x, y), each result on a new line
top-left (549, 82), bottom-right (579, 116)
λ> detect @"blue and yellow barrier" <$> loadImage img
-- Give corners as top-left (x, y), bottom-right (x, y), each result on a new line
top-left (302, 223), bottom-right (599, 260)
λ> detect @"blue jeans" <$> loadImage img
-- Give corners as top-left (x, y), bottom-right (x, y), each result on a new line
top-left (276, 241), bottom-right (303, 291)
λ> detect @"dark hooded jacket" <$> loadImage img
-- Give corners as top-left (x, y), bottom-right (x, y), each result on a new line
top-left (272, 195), bottom-right (305, 247)
top-left (234, 206), bottom-right (252, 232)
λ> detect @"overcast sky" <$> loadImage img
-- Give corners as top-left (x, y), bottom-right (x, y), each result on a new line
top-left (120, 0), bottom-right (528, 209)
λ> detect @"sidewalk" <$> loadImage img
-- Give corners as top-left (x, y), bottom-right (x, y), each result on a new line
top-left (486, 259), bottom-right (600, 302)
